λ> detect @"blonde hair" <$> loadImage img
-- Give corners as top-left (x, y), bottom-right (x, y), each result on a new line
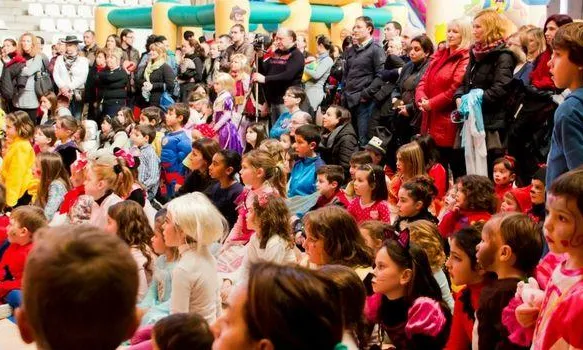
top-left (166, 192), bottom-right (227, 250)
top-left (408, 220), bottom-right (446, 271)
top-left (88, 158), bottom-right (133, 198)
top-left (230, 53), bottom-right (251, 74)
top-left (214, 72), bottom-right (235, 95)
top-left (17, 32), bottom-right (40, 56)
top-left (258, 139), bottom-right (286, 167)
top-left (397, 142), bottom-right (425, 179)
top-left (474, 9), bottom-right (508, 44)
top-left (525, 27), bottom-right (546, 60)
top-left (448, 18), bottom-right (473, 50)
top-left (149, 42), bottom-right (167, 61)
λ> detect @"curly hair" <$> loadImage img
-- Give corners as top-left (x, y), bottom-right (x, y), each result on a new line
top-left (252, 194), bottom-right (293, 249)
top-left (458, 175), bottom-right (497, 213)
top-left (408, 220), bottom-right (446, 272)
top-left (108, 201), bottom-right (153, 275)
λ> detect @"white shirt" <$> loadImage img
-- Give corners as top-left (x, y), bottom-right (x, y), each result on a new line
top-left (52, 55), bottom-right (89, 90)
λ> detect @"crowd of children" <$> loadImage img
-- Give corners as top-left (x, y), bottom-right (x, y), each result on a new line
top-left (0, 14), bottom-right (582, 350)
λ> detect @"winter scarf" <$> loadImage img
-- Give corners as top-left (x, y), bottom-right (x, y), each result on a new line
top-left (144, 58), bottom-right (165, 82)
top-left (472, 39), bottom-right (505, 62)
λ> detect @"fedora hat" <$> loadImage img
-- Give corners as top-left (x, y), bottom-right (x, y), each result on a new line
top-left (61, 35), bottom-right (82, 44)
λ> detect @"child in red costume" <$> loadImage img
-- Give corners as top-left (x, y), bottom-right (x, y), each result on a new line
top-left (0, 206), bottom-right (48, 319)
top-left (493, 156), bottom-right (517, 206)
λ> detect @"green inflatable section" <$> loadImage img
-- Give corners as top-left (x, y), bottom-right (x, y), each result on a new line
top-left (105, 0), bottom-right (397, 29)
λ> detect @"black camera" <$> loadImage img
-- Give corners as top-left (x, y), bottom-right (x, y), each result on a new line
top-left (253, 34), bottom-right (270, 51)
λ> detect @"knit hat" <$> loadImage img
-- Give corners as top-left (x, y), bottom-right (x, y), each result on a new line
top-left (506, 187), bottom-right (532, 213)
top-left (533, 166), bottom-right (547, 185)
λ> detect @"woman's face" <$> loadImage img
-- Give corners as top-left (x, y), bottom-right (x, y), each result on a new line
top-left (3, 40), bottom-right (15, 54)
top-left (106, 55), bottom-right (119, 70)
top-left (190, 148), bottom-right (207, 172)
top-left (162, 213), bottom-right (183, 247)
top-left (212, 285), bottom-right (259, 350)
top-left (282, 91), bottom-right (299, 109)
top-left (527, 35), bottom-right (539, 55)
top-left (409, 40), bottom-right (428, 63)
top-left (20, 35), bottom-right (33, 54)
top-left (106, 36), bottom-right (117, 49)
top-left (387, 41), bottom-right (401, 56)
top-left (302, 224), bottom-right (328, 266)
top-left (322, 107), bottom-right (340, 131)
top-left (472, 16), bottom-right (486, 43)
top-left (545, 20), bottom-right (559, 46)
top-left (40, 96), bottom-right (51, 110)
top-left (372, 246), bottom-right (409, 299)
top-left (447, 24), bottom-right (462, 49)
top-left (95, 53), bottom-right (106, 67)
top-left (150, 49), bottom-right (159, 61)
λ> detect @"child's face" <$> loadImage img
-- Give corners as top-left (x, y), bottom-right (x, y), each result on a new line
top-left (500, 193), bottom-right (519, 213)
top-left (446, 237), bottom-right (484, 286)
top-left (544, 194), bottom-right (583, 254)
top-left (239, 159), bottom-right (260, 188)
top-left (130, 129), bottom-right (148, 147)
top-left (245, 205), bottom-right (257, 231)
top-left (454, 182), bottom-right (467, 209)
top-left (34, 129), bottom-right (51, 148)
top-left (476, 219), bottom-right (502, 272)
top-left (209, 153), bottom-right (231, 180)
top-left (292, 135), bottom-right (314, 158)
top-left (530, 179), bottom-right (545, 205)
top-left (162, 213), bottom-right (182, 247)
top-left (213, 81), bottom-right (223, 93)
top-left (70, 169), bottom-right (85, 187)
top-left (151, 229), bottom-right (167, 255)
top-left (396, 154), bottom-right (405, 174)
top-left (397, 188), bottom-right (422, 218)
top-left (7, 218), bottom-right (31, 245)
top-left (55, 120), bottom-right (70, 140)
top-left (165, 110), bottom-right (180, 128)
top-left (105, 215), bottom-right (118, 235)
top-left (5, 120), bottom-right (17, 141)
top-left (549, 47), bottom-right (582, 90)
top-left (493, 163), bottom-right (514, 185)
top-left (349, 162), bottom-right (359, 180)
top-left (84, 167), bottom-right (105, 199)
top-left (360, 228), bottom-right (382, 252)
top-left (444, 187), bottom-right (457, 209)
top-left (190, 149), bottom-right (207, 171)
top-left (211, 285), bottom-right (255, 350)
top-left (190, 100), bottom-right (204, 113)
top-left (245, 129), bottom-right (258, 146)
top-left (279, 134), bottom-right (291, 150)
top-left (101, 120), bottom-right (112, 134)
top-left (372, 246), bottom-right (409, 298)
top-left (139, 114), bottom-right (153, 126)
top-left (316, 174), bottom-right (336, 197)
top-left (353, 169), bottom-right (372, 198)
top-left (116, 111), bottom-right (127, 126)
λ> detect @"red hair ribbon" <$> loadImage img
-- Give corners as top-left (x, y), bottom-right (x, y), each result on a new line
top-left (503, 155), bottom-right (516, 168)
top-left (70, 152), bottom-right (88, 173)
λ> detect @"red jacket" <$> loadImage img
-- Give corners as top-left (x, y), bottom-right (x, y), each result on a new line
top-left (416, 48), bottom-right (470, 147)
top-left (445, 282), bottom-right (485, 350)
top-left (530, 49), bottom-right (555, 91)
top-left (0, 242), bottom-right (33, 299)
top-left (438, 209), bottom-right (492, 238)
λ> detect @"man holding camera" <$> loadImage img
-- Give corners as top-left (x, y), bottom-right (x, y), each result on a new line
top-left (252, 28), bottom-right (304, 125)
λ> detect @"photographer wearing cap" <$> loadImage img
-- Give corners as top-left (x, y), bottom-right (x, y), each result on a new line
top-left (252, 28), bottom-right (304, 126)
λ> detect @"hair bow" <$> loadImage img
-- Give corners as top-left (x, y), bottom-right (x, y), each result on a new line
top-left (384, 227), bottom-right (410, 250)
top-left (71, 151), bottom-right (88, 173)
top-left (114, 149), bottom-right (135, 168)
top-left (503, 155), bottom-right (516, 168)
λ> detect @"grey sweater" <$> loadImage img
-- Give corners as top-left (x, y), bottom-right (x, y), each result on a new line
top-left (13, 54), bottom-right (43, 109)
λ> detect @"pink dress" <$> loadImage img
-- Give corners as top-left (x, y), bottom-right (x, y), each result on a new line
top-left (347, 198), bottom-right (391, 224)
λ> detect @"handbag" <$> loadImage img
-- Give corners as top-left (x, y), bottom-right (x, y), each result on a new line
top-left (34, 59), bottom-right (53, 97)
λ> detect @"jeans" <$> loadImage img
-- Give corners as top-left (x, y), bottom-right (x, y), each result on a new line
top-left (350, 101), bottom-right (375, 146)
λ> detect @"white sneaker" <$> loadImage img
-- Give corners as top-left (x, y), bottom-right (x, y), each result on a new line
top-left (0, 303), bottom-right (12, 319)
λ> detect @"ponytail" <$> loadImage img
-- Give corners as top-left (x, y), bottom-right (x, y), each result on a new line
top-left (243, 150), bottom-right (288, 198)
top-left (264, 162), bottom-right (287, 198)
top-left (113, 158), bottom-right (134, 199)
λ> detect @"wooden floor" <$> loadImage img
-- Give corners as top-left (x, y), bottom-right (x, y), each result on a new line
top-left (0, 319), bottom-right (35, 349)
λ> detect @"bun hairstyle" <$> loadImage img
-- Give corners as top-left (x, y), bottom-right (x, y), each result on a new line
top-left (401, 175), bottom-right (438, 209)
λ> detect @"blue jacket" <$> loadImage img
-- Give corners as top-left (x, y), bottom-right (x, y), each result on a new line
top-left (288, 155), bottom-right (325, 197)
top-left (269, 111), bottom-right (292, 139)
top-left (547, 88), bottom-right (583, 185)
top-left (161, 130), bottom-right (191, 175)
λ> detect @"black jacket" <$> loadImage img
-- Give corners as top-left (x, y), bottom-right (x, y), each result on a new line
top-left (0, 54), bottom-right (26, 101)
top-left (392, 58), bottom-right (430, 129)
top-left (259, 45), bottom-right (304, 105)
top-left (97, 67), bottom-right (128, 103)
top-left (319, 122), bottom-right (358, 179)
top-left (178, 53), bottom-right (204, 83)
top-left (137, 63), bottom-right (175, 108)
top-left (342, 39), bottom-right (386, 108)
top-left (455, 44), bottom-right (516, 131)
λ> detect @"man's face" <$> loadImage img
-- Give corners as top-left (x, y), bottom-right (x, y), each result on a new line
top-left (66, 43), bottom-right (77, 56)
top-left (384, 23), bottom-right (400, 41)
top-left (123, 32), bottom-right (134, 47)
top-left (218, 37), bottom-right (231, 51)
top-left (83, 32), bottom-right (94, 47)
top-left (230, 27), bottom-right (245, 44)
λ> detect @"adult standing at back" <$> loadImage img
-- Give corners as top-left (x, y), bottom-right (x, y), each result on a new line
top-left (53, 35), bottom-right (89, 119)
top-left (12, 33), bottom-right (45, 121)
top-left (454, 9), bottom-right (516, 175)
top-left (383, 21), bottom-right (402, 51)
top-left (120, 29), bottom-right (140, 108)
top-left (304, 35), bottom-right (334, 112)
top-left (253, 28), bottom-right (304, 126)
top-left (342, 16), bottom-right (386, 145)
top-left (81, 30), bottom-right (99, 66)
top-left (224, 24), bottom-right (255, 68)
top-left (416, 18), bottom-right (472, 179)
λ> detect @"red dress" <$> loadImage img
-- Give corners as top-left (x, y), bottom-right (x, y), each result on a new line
top-left (347, 198), bottom-right (391, 224)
